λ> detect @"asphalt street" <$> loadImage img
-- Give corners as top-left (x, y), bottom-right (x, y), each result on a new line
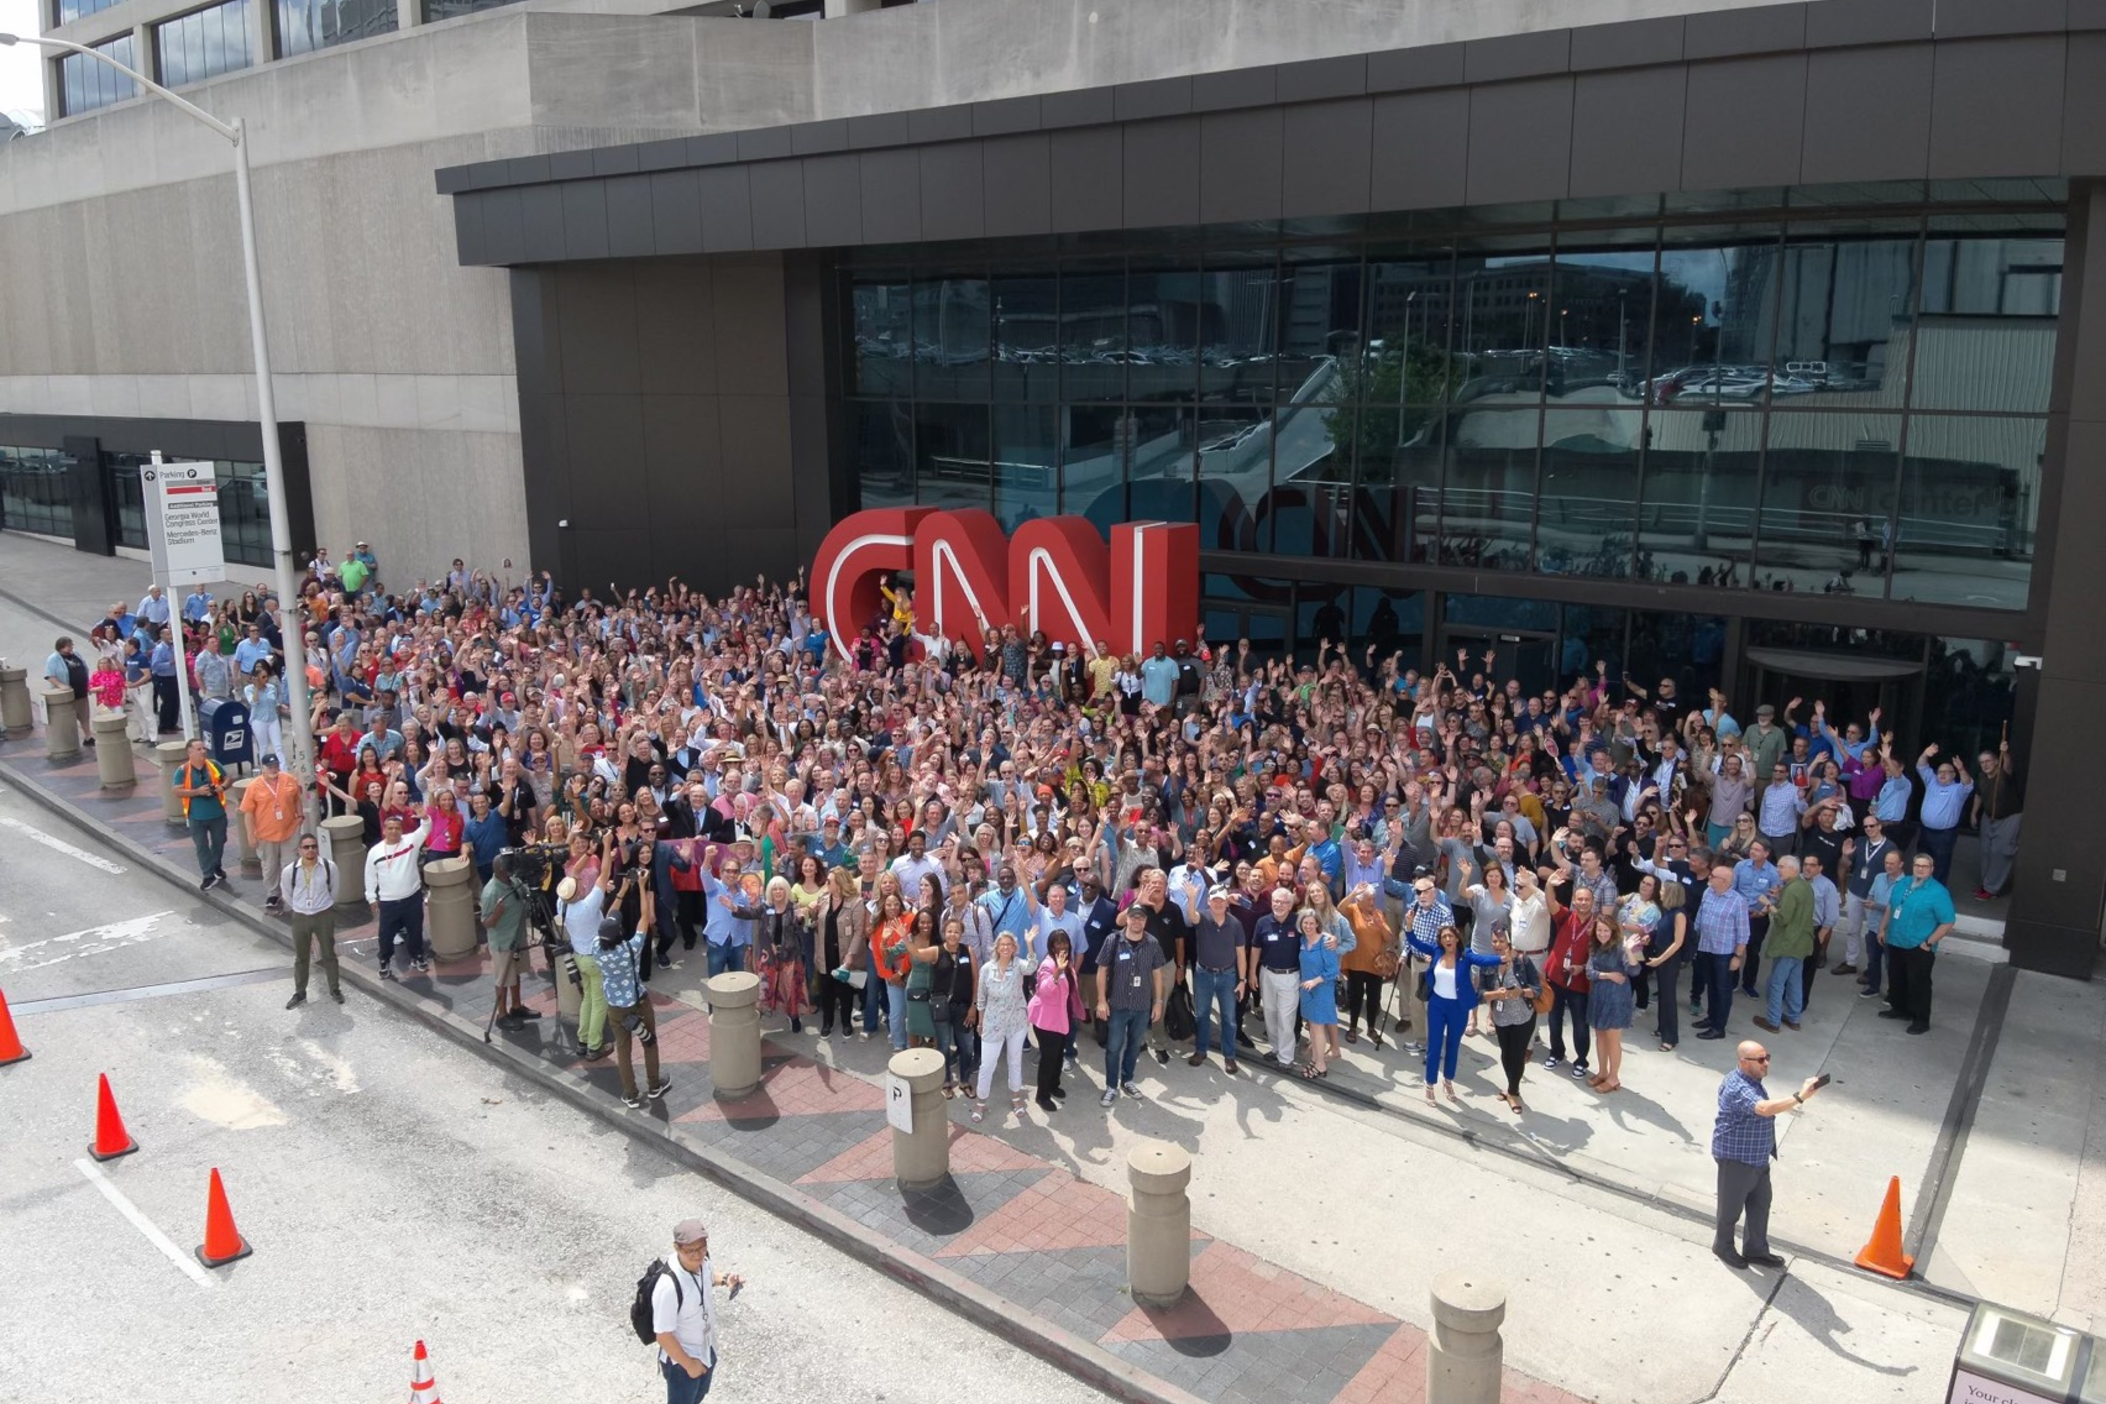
top-left (0, 782), bottom-right (1112, 1404)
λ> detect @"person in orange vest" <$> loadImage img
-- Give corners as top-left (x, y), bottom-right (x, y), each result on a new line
top-left (174, 738), bottom-right (230, 891)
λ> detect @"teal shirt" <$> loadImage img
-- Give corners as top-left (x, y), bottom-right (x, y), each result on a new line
top-left (1884, 876), bottom-right (1955, 950)
top-left (179, 763), bottom-right (226, 822)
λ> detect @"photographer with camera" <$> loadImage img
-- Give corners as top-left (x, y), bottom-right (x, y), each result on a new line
top-left (597, 887), bottom-right (670, 1109)
top-left (479, 853), bottom-right (541, 1028)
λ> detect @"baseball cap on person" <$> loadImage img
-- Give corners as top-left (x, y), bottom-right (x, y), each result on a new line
top-left (261, 754), bottom-right (280, 768)
top-left (673, 1219), bottom-right (709, 1245)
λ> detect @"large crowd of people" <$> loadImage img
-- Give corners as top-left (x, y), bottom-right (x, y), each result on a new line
top-left (63, 542), bottom-right (2024, 1118)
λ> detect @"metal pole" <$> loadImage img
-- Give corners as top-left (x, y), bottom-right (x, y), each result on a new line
top-left (229, 123), bottom-right (314, 801)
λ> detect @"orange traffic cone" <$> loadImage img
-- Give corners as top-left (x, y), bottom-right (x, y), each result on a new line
top-left (88, 1073), bottom-right (137, 1161)
top-left (408, 1339), bottom-right (443, 1403)
top-left (1854, 1175), bottom-right (1916, 1280)
top-left (0, 987), bottom-right (27, 1066)
top-left (194, 1168), bottom-right (252, 1269)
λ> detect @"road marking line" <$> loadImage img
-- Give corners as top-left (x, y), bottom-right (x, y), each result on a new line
top-left (74, 1158), bottom-right (217, 1291)
top-left (0, 912), bottom-right (175, 972)
top-left (0, 814), bottom-right (128, 873)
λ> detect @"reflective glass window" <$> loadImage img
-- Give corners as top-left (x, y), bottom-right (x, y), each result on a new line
top-left (1924, 638), bottom-right (2019, 761)
top-left (1768, 229), bottom-right (1920, 405)
top-left (1626, 609), bottom-right (1727, 700)
top-left (277, 0), bottom-right (397, 57)
top-left (1365, 248), bottom-right (1456, 409)
top-left (913, 273), bottom-right (990, 400)
top-left (1453, 239), bottom-right (1551, 404)
top-left (992, 405), bottom-right (1058, 530)
top-left (1059, 263), bottom-right (1126, 403)
top-left (1062, 405), bottom-right (1135, 529)
top-left (55, 0), bottom-right (126, 26)
top-left (1351, 412), bottom-right (1442, 565)
top-left (1125, 407), bottom-right (1197, 526)
top-left (911, 404), bottom-right (989, 513)
top-left (1125, 262), bottom-right (1201, 405)
top-left (1547, 237), bottom-right (1657, 405)
top-left (1197, 403), bottom-right (1273, 551)
top-left (991, 273), bottom-right (1058, 404)
top-left (850, 278), bottom-right (912, 396)
top-left (57, 34), bottom-right (136, 116)
top-left (1537, 406), bottom-right (1640, 577)
top-left (1755, 412), bottom-right (1901, 595)
top-left (850, 400), bottom-right (914, 511)
top-left (1891, 415), bottom-right (2040, 612)
top-left (1198, 255), bottom-right (1282, 406)
top-left (157, 0), bottom-right (253, 89)
top-left (1349, 587), bottom-right (1426, 670)
top-left (424, 0), bottom-right (526, 20)
top-left (1636, 407), bottom-right (1765, 585)
top-left (1560, 605), bottom-right (1628, 681)
top-left (1909, 237), bottom-right (2061, 413)
top-left (1437, 407), bottom-right (1537, 569)
top-left (0, 446), bottom-right (75, 540)
top-left (1274, 252), bottom-right (1361, 406)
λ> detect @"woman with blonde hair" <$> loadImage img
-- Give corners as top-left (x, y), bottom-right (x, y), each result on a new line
top-left (817, 865), bottom-right (867, 1040)
top-left (972, 931), bottom-right (1031, 1122)
top-left (755, 875), bottom-right (811, 1033)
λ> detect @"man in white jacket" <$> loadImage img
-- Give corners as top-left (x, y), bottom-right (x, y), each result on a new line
top-left (365, 813), bottom-right (429, 979)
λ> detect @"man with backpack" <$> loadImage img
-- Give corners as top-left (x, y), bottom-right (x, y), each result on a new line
top-left (636, 1219), bottom-right (743, 1402)
top-left (280, 832), bottom-right (341, 1007)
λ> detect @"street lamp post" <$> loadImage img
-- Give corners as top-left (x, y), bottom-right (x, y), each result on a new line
top-left (1, 32), bottom-right (314, 798)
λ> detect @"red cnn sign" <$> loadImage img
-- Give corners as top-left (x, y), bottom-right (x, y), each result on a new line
top-left (811, 508), bottom-right (1199, 660)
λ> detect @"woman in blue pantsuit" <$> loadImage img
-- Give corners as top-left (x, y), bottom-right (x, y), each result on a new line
top-left (1407, 922), bottom-right (1502, 1107)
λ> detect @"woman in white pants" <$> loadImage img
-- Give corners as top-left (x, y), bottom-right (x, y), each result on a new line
top-left (244, 660), bottom-right (284, 764)
top-left (972, 932), bottom-right (1030, 1122)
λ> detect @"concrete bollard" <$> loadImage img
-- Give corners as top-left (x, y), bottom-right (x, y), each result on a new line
top-left (706, 971), bottom-right (763, 1099)
top-left (0, 666), bottom-right (31, 737)
top-left (425, 857), bottom-right (477, 961)
top-left (92, 715), bottom-right (135, 788)
top-left (43, 687), bottom-right (81, 760)
top-left (1427, 1271), bottom-right (1507, 1404)
top-left (1127, 1140), bottom-right (1193, 1308)
top-left (319, 813), bottom-right (367, 917)
top-left (156, 740), bottom-right (190, 826)
top-left (229, 777), bottom-right (261, 875)
top-left (887, 1047), bottom-right (950, 1190)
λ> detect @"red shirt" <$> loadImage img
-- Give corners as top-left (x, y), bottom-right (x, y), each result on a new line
top-left (320, 730), bottom-right (361, 778)
top-left (1547, 910), bottom-right (1593, 993)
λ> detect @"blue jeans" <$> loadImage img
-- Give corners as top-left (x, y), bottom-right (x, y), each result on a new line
top-left (1424, 995), bottom-right (1468, 1085)
top-left (1192, 967), bottom-right (1238, 1059)
top-left (1700, 952), bottom-right (1736, 1031)
top-left (705, 942), bottom-right (747, 979)
top-left (189, 813), bottom-right (227, 879)
top-left (1548, 986), bottom-right (1590, 1066)
top-left (1920, 824), bottom-right (1960, 887)
top-left (662, 1352), bottom-right (715, 1403)
top-left (1105, 1007), bottom-right (1149, 1087)
top-left (1860, 927), bottom-right (1885, 995)
top-left (1765, 955), bottom-right (1806, 1025)
top-left (932, 1014), bottom-right (965, 1084)
top-left (884, 982), bottom-right (908, 1050)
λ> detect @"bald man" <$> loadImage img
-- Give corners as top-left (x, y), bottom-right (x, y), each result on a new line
top-left (1711, 1040), bottom-right (1825, 1269)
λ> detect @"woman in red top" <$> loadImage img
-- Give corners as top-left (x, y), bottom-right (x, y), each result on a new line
top-left (869, 890), bottom-right (914, 1053)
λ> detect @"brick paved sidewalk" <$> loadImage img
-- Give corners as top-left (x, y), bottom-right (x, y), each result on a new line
top-left (6, 739), bottom-right (1587, 1404)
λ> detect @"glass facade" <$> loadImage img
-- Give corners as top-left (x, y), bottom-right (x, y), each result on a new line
top-left (52, 0), bottom-right (122, 26)
top-left (422, 0), bottom-right (524, 21)
top-left (843, 199), bottom-right (2059, 615)
top-left (57, 34), bottom-right (137, 118)
top-left (0, 445), bottom-right (75, 540)
top-left (276, 0), bottom-right (396, 58)
top-left (156, 0), bottom-right (254, 89)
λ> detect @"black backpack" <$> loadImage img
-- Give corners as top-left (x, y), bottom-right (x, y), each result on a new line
top-left (630, 1259), bottom-right (682, 1344)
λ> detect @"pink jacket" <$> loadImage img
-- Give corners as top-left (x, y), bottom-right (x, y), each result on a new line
top-left (1027, 957), bottom-right (1085, 1034)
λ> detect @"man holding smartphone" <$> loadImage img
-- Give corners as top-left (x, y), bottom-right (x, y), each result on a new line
top-left (1711, 1040), bottom-right (1826, 1269)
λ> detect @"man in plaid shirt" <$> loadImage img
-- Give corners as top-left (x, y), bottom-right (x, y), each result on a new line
top-left (1712, 1040), bottom-right (1824, 1270)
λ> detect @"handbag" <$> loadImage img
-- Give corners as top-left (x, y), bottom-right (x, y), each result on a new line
top-left (1372, 944), bottom-right (1400, 980)
top-left (1526, 959), bottom-right (1554, 1016)
top-left (1163, 983), bottom-right (1196, 1041)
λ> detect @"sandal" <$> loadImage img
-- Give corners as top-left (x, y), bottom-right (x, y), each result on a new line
top-left (970, 1102), bottom-right (985, 1124)
top-left (1444, 1081), bottom-right (1460, 1105)
top-left (1369, 1030), bottom-right (1384, 1050)
top-left (1344, 1029), bottom-right (1359, 1045)
top-left (1012, 1093), bottom-right (1029, 1115)
top-left (1299, 1063), bottom-right (1321, 1080)
top-left (1658, 1042), bottom-right (1676, 1052)
top-left (942, 1084), bottom-right (956, 1101)
top-left (1425, 1087), bottom-right (1439, 1107)
top-left (1509, 1098), bottom-right (1525, 1115)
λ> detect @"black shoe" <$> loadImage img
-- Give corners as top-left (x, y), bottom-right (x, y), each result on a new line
top-left (1877, 1009), bottom-right (1909, 1020)
top-left (1051, 1086), bottom-right (1069, 1100)
top-left (1746, 1252), bottom-right (1787, 1268)
top-left (200, 873), bottom-right (220, 892)
top-left (412, 958), bottom-right (431, 974)
top-left (1906, 1023), bottom-right (1930, 1035)
top-left (621, 1089), bottom-right (645, 1108)
top-left (1696, 1030), bottom-right (1725, 1040)
top-left (515, 1007), bottom-right (541, 1019)
top-left (648, 1078), bottom-right (672, 1100)
top-left (378, 964), bottom-right (397, 982)
top-left (1036, 1097), bottom-right (1059, 1112)
top-left (1154, 1047), bottom-right (1170, 1066)
top-left (330, 989), bottom-right (344, 1004)
top-left (285, 992), bottom-right (306, 1009)
top-left (790, 1018), bottom-right (802, 1034)
top-left (1714, 1247), bottom-right (1749, 1270)
top-left (821, 1021), bottom-right (835, 1037)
